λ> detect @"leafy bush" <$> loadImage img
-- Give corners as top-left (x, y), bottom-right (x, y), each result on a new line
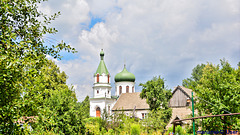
top-left (131, 124), bottom-right (141, 135)
top-left (166, 125), bottom-right (185, 135)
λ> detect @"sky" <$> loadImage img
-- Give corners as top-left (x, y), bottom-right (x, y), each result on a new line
top-left (39, 0), bottom-right (240, 102)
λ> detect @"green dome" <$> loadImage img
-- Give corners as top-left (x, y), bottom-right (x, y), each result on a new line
top-left (115, 65), bottom-right (135, 82)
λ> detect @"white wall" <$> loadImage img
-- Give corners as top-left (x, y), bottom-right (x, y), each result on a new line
top-left (90, 98), bottom-right (116, 117)
top-left (94, 73), bottom-right (110, 84)
top-left (115, 81), bottom-right (135, 96)
top-left (135, 110), bottom-right (149, 119)
top-left (93, 86), bottom-right (111, 98)
top-left (112, 110), bottom-right (149, 119)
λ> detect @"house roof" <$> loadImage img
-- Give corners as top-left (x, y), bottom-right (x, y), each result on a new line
top-left (172, 86), bottom-right (194, 98)
top-left (166, 107), bottom-right (192, 128)
top-left (112, 92), bottom-right (149, 111)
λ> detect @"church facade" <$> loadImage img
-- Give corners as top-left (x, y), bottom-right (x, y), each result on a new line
top-left (90, 50), bottom-right (193, 125)
top-left (90, 49), bottom-right (150, 118)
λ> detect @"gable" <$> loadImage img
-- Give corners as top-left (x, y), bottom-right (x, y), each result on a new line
top-left (169, 86), bottom-right (192, 107)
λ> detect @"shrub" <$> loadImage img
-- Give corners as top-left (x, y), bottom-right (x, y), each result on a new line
top-left (166, 125), bottom-right (184, 135)
top-left (131, 124), bottom-right (141, 135)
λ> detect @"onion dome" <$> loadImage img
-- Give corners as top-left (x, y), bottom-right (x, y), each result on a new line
top-left (95, 49), bottom-right (109, 75)
top-left (115, 65), bottom-right (135, 82)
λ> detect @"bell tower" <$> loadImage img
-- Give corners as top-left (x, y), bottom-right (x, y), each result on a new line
top-left (93, 49), bottom-right (111, 98)
top-left (90, 49), bottom-right (115, 117)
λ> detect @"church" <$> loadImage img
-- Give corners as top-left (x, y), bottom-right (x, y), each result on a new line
top-left (90, 50), bottom-right (194, 127)
top-left (89, 49), bottom-right (150, 119)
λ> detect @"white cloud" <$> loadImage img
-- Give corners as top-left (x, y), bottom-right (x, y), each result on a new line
top-left (42, 0), bottom-right (240, 101)
top-left (87, 0), bottom-right (118, 17)
top-left (39, 0), bottom-right (90, 38)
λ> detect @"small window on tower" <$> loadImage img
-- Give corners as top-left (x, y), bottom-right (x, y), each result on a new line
top-left (97, 74), bottom-right (99, 83)
top-left (97, 90), bottom-right (99, 94)
top-left (132, 86), bottom-right (134, 93)
top-left (108, 90), bottom-right (109, 94)
top-left (126, 86), bottom-right (129, 93)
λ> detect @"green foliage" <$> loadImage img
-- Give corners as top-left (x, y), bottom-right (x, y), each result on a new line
top-left (166, 125), bottom-right (185, 135)
top-left (105, 129), bottom-right (114, 135)
top-left (22, 60), bottom-right (85, 134)
top-left (140, 76), bottom-right (172, 111)
top-left (194, 59), bottom-right (240, 131)
top-left (182, 64), bottom-right (206, 89)
top-left (184, 114), bottom-right (200, 134)
top-left (79, 95), bottom-right (90, 119)
top-left (139, 76), bottom-right (172, 131)
top-left (0, 0), bottom-right (76, 133)
top-left (85, 111), bottom-right (144, 135)
top-left (109, 111), bottom-right (138, 134)
top-left (142, 109), bottom-right (172, 133)
top-left (130, 124), bottom-right (141, 135)
top-left (84, 117), bottom-right (106, 135)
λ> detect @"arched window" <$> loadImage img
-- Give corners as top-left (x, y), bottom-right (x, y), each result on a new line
top-left (126, 86), bottom-right (129, 93)
top-left (108, 74), bottom-right (110, 83)
top-left (97, 90), bottom-right (99, 94)
top-left (119, 86), bottom-right (122, 95)
top-left (96, 107), bottom-right (101, 117)
top-left (97, 74), bottom-right (99, 83)
top-left (132, 86), bottom-right (134, 93)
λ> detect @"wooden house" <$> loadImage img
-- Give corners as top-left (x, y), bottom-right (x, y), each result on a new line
top-left (167, 86), bottom-right (194, 128)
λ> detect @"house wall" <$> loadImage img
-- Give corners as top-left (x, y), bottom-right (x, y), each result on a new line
top-left (136, 110), bottom-right (149, 119)
top-left (167, 86), bottom-right (197, 129)
top-left (113, 110), bottom-right (150, 119)
top-left (166, 107), bottom-right (193, 129)
top-left (169, 89), bottom-right (191, 107)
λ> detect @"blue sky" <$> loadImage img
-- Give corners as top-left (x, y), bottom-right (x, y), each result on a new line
top-left (88, 16), bottom-right (104, 30)
top-left (40, 0), bottom-right (240, 101)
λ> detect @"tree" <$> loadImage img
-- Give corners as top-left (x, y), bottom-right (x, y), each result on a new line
top-left (142, 109), bottom-right (172, 133)
top-left (22, 60), bottom-right (85, 134)
top-left (80, 95), bottom-right (90, 119)
top-left (37, 87), bottom-right (84, 134)
top-left (195, 60), bottom-right (240, 131)
top-left (20, 60), bottom-right (69, 117)
top-left (139, 76), bottom-right (172, 130)
top-left (182, 64), bottom-right (206, 89)
top-left (0, 0), bottom-right (76, 133)
top-left (140, 76), bottom-right (172, 111)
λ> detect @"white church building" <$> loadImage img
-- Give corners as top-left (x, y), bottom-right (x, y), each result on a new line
top-left (90, 50), bottom-right (195, 129)
top-left (90, 49), bottom-right (150, 118)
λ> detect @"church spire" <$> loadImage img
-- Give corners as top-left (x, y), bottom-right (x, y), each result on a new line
top-left (95, 49), bottom-right (109, 75)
